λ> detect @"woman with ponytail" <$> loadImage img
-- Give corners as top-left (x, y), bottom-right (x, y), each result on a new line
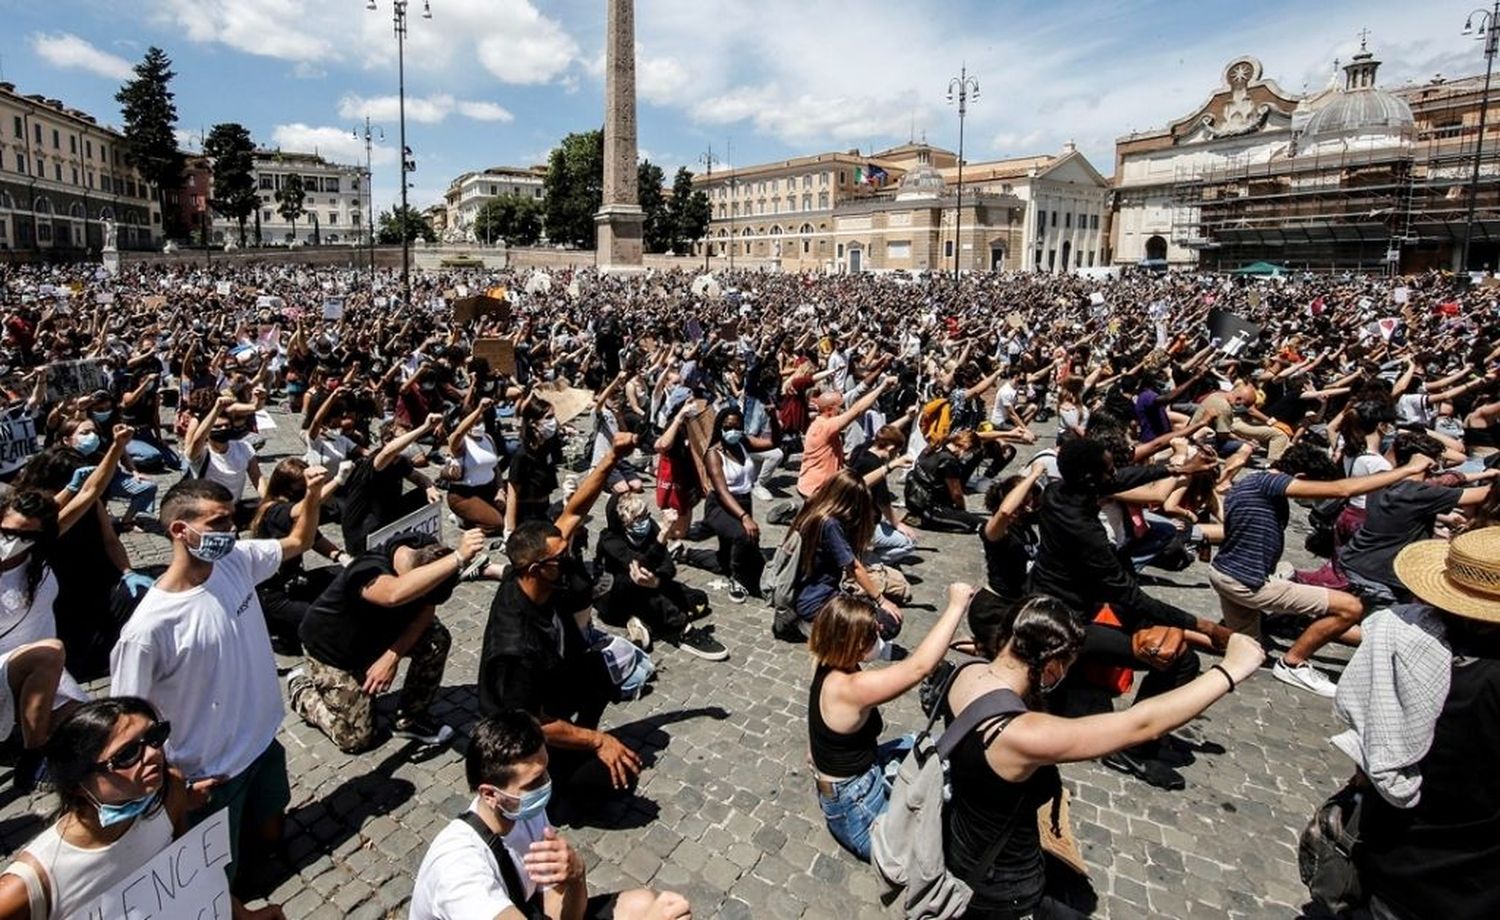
top-left (941, 595), bottom-right (1265, 918)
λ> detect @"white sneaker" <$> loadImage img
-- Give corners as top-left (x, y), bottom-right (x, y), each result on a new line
top-left (752, 484), bottom-right (773, 502)
top-left (626, 616), bottom-right (652, 651)
top-left (1273, 658), bottom-right (1337, 698)
top-left (727, 580), bottom-right (748, 604)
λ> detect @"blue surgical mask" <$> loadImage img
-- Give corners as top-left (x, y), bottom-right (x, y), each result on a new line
top-left (627, 518), bottom-right (652, 539)
top-left (91, 410), bottom-right (113, 425)
top-left (497, 778), bottom-right (552, 821)
top-left (721, 430), bottom-right (743, 446)
top-left (186, 526), bottom-right (237, 563)
top-left (537, 418), bottom-right (559, 440)
top-left (73, 432), bottom-right (101, 455)
top-left (90, 789), bottom-right (160, 828)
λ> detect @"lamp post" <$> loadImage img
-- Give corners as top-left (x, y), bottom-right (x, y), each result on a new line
top-left (353, 117), bottom-right (384, 284)
top-left (367, 0), bottom-right (430, 305)
top-left (947, 65), bottom-right (980, 280)
top-left (1462, 3), bottom-right (1500, 275)
top-left (700, 144), bottom-right (717, 271)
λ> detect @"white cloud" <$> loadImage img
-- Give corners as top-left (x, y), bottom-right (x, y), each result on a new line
top-left (152, 0), bottom-right (333, 62)
top-left (456, 101), bottom-right (514, 122)
top-left (338, 93), bottom-right (513, 125)
top-left (31, 32), bottom-right (135, 81)
top-left (270, 123), bottom-right (397, 167)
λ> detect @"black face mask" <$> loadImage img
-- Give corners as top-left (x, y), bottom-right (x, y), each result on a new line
top-left (209, 428), bottom-right (233, 443)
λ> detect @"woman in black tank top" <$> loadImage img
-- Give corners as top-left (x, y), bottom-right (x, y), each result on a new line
top-left (943, 596), bottom-right (1265, 918)
top-left (805, 587), bottom-right (972, 861)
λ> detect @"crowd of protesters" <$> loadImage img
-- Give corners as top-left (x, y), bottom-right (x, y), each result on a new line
top-left (0, 258), bottom-right (1495, 919)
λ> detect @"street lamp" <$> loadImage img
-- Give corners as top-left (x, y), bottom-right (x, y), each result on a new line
top-left (700, 144), bottom-right (717, 271)
top-left (947, 65), bottom-right (979, 280)
top-left (353, 117), bottom-right (385, 284)
top-left (367, 0), bottom-right (431, 305)
top-left (1461, 3), bottom-right (1500, 275)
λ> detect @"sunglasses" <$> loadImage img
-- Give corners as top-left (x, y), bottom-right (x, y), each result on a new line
top-left (93, 721), bottom-right (171, 774)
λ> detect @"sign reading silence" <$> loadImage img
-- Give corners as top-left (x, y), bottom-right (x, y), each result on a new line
top-left (79, 808), bottom-right (233, 919)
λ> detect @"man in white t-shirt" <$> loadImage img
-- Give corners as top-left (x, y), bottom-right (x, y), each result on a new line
top-left (411, 711), bottom-right (691, 920)
top-left (111, 469), bottom-right (325, 882)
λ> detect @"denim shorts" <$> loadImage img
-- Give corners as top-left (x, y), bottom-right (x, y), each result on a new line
top-left (816, 733), bottom-right (914, 861)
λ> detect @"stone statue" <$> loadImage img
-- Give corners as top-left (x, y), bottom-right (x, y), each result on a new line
top-left (773, 239), bottom-right (783, 258)
top-left (102, 218), bottom-right (117, 251)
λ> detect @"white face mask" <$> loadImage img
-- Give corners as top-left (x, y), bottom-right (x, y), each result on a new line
top-left (0, 534), bottom-right (35, 563)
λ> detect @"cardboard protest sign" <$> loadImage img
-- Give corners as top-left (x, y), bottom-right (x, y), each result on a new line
top-left (44, 359), bottom-right (110, 403)
top-left (1206, 308), bottom-right (1263, 357)
top-left (1247, 290), bottom-right (1261, 309)
top-left (322, 297), bottom-right (345, 321)
top-left (532, 386), bottom-right (594, 425)
top-left (80, 807), bottom-right (231, 919)
top-left (684, 402), bottom-right (716, 458)
top-left (1005, 311), bottom-right (1025, 330)
top-left (217, 281), bottom-right (232, 296)
top-left (366, 501), bottom-right (444, 552)
top-left (453, 295), bottom-right (509, 326)
top-left (141, 295), bottom-right (168, 311)
top-left (0, 413), bottom-right (39, 477)
top-left (473, 338), bottom-right (517, 376)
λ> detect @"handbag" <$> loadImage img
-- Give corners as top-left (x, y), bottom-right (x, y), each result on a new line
top-left (1131, 625), bottom-right (1187, 671)
top-left (1298, 783), bottom-right (1366, 914)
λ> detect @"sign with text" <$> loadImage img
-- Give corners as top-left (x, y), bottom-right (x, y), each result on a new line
top-left (44, 359), bottom-right (109, 403)
top-left (217, 281), bottom-right (232, 296)
top-left (0, 413), bottom-right (38, 477)
top-left (79, 808), bottom-right (232, 920)
top-left (1205, 308), bottom-right (1263, 357)
top-left (453, 295), bottom-right (509, 326)
top-left (366, 501), bottom-right (444, 552)
top-left (322, 297), bottom-right (345, 321)
top-left (532, 386), bottom-right (594, 425)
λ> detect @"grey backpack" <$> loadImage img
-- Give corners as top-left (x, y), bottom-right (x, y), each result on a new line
top-left (761, 529), bottom-right (803, 616)
top-left (870, 663), bottom-right (1030, 919)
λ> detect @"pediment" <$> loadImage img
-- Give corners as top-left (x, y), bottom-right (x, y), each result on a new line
top-left (1168, 57), bottom-right (1300, 146)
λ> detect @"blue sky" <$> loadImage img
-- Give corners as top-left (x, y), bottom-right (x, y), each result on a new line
top-left (0, 0), bottom-right (1485, 216)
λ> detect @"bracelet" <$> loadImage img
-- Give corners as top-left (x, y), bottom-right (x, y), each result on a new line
top-left (1210, 664), bottom-right (1236, 693)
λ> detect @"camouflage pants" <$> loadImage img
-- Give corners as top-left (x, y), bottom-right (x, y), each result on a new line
top-left (290, 620), bottom-right (451, 753)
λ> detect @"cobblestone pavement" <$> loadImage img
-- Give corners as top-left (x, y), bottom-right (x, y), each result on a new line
top-left (0, 407), bottom-right (1352, 919)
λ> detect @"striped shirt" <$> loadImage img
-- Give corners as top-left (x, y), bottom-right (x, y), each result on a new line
top-left (1213, 472), bottom-right (1293, 591)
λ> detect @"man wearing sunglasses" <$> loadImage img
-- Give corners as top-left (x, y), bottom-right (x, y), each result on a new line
top-left (110, 467), bottom-right (326, 883)
top-left (479, 432), bottom-right (646, 801)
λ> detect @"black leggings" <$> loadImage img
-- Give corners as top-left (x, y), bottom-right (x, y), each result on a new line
top-left (703, 492), bottom-right (764, 594)
top-left (918, 502), bottom-right (989, 533)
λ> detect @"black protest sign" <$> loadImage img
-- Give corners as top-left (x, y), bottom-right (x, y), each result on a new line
top-left (1206, 308), bottom-right (1263, 357)
top-left (45, 359), bottom-right (110, 403)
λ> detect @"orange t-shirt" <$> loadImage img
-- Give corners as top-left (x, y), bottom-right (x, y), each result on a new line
top-left (797, 415), bottom-right (844, 499)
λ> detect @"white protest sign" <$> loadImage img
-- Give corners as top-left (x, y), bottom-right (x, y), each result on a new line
top-left (254, 410), bottom-right (278, 431)
top-left (95, 292), bottom-right (115, 305)
top-left (1377, 316), bottom-right (1400, 341)
top-left (80, 808), bottom-right (232, 919)
top-left (365, 501), bottom-right (444, 552)
top-left (0, 413), bottom-right (39, 477)
top-left (1393, 287), bottom-right (1409, 304)
top-left (322, 297), bottom-right (345, 320)
top-left (1088, 292), bottom-right (1106, 306)
top-left (216, 281), bottom-right (232, 296)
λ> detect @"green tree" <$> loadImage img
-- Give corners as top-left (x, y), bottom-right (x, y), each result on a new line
top-left (377, 205), bottom-right (435, 244)
top-left (638, 160), bottom-right (672, 254)
top-left (274, 172), bottom-right (306, 242)
top-left (542, 129), bottom-right (604, 248)
top-left (115, 46), bottom-right (184, 239)
top-left (667, 166), bottom-right (709, 255)
top-left (473, 193), bottom-right (543, 246)
top-left (203, 123), bottom-right (258, 247)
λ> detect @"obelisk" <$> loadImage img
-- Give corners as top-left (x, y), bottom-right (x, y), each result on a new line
top-left (595, 0), bottom-right (645, 271)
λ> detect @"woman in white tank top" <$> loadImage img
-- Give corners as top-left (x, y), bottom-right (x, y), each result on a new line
top-left (703, 407), bottom-right (765, 601)
top-left (0, 698), bottom-right (284, 919)
top-left (444, 398), bottom-right (506, 535)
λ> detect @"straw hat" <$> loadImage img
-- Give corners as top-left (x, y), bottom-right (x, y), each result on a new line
top-left (1394, 527), bottom-right (1500, 623)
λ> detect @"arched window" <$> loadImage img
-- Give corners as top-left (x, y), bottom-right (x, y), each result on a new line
top-left (770, 225), bottom-right (783, 236)
top-left (0, 192), bottom-right (12, 210)
top-left (33, 197), bottom-right (52, 215)
top-left (799, 223), bottom-right (813, 235)
top-left (98, 206), bottom-right (114, 221)
top-left (69, 202), bottom-right (85, 219)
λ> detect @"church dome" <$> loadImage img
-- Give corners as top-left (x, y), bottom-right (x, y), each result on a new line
top-left (895, 146), bottom-right (946, 201)
top-left (1300, 41), bottom-right (1414, 145)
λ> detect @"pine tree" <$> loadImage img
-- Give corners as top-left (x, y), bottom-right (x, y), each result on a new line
top-left (115, 47), bottom-right (183, 239)
top-left (275, 173), bottom-right (306, 243)
top-left (667, 166), bottom-right (709, 255)
top-left (203, 123), bottom-right (258, 247)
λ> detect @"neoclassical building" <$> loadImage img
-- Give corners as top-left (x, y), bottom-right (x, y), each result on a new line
top-left (0, 80), bottom-right (162, 257)
top-left (1112, 39), bottom-right (1500, 272)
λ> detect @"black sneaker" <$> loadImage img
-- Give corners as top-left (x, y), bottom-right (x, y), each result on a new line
top-left (670, 626), bottom-right (729, 661)
top-left (393, 716), bottom-right (455, 746)
top-left (1101, 748), bottom-right (1185, 791)
top-left (459, 554), bottom-right (491, 582)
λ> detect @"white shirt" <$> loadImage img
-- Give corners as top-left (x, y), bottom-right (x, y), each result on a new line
top-left (459, 432), bottom-right (500, 487)
top-left (409, 804), bottom-right (548, 920)
top-left (305, 431), bottom-right (355, 467)
top-left (0, 567), bottom-right (86, 740)
top-left (200, 439), bottom-right (256, 499)
top-left (110, 539), bottom-right (284, 779)
top-left (1345, 452), bottom-right (1392, 511)
top-left (1396, 392), bottom-right (1432, 427)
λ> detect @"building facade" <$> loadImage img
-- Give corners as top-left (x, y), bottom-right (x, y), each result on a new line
top-left (0, 81), bottom-right (162, 257)
top-left (212, 150), bottom-right (365, 247)
top-left (443, 166), bottom-right (546, 242)
top-left (1112, 41), bottom-right (1500, 273)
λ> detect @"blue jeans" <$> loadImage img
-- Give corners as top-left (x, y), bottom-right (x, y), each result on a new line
top-left (817, 733), bottom-right (915, 861)
top-left (107, 468), bottom-right (158, 519)
top-left (867, 519), bottom-right (916, 566)
top-left (126, 435), bottom-right (182, 474)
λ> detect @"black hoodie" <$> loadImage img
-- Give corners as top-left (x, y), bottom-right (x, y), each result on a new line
top-left (596, 493), bottom-right (676, 584)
